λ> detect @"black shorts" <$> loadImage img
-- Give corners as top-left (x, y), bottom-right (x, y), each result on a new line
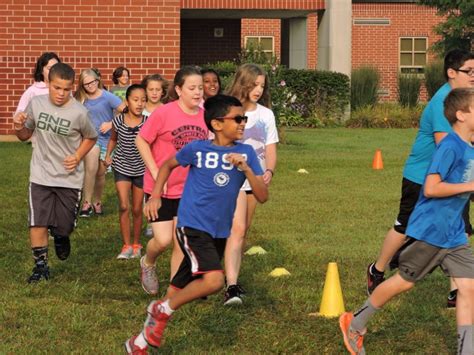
top-left (28, 182), bottom-right (81, 236)
top-left (171, 227), bottom-right (227, 289)
top-left (144, 194), bottom-right (180, 222)
top-left (393, 178), bottom-right (422, 234)
top-left (113, 169), bottom-right (143, 188)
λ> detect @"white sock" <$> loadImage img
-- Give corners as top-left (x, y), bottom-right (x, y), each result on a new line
top-left (160, 299), bottom-right (174, 316)
top-left (134, 332), bottom-right (148, 349)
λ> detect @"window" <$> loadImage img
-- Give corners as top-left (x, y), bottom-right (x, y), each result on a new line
top-left (400, 37), bottom-right (427, 74)
top-left (244, 36), bottom-right (274, 59)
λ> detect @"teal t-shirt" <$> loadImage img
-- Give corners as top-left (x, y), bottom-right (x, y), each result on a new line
top-left (403, 83), bottom-right (452, 184)
top-left (406, 133), bottom-right (474, 248)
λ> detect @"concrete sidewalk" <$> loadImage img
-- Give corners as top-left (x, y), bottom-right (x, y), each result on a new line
top-left (0, 135), bottom-right (19, 142)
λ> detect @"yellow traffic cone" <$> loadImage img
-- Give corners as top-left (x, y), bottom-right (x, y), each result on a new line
top-left (318, 262), bottom-right (345, 318)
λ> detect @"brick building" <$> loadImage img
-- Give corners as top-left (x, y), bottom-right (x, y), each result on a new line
top-left (1, 0), bottom-right (442, 135)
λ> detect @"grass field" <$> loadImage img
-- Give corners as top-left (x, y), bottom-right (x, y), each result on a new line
top-left (0, 128), bottom-right (468, 354)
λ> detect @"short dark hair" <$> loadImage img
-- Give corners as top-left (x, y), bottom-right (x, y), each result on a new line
top-left (112, 66), bottom-right (130, 84)
top-left (444, 87), bottom-right (474, 124)
top-left (204, 94), bottom-right (242, 132)
top-left (168, 65), bottom-right (202, 102)
top-left (201, 68), bottom-right (222, 94)
top-left (48, 63), bottom-right (75, 83)
top-left (444, 49), bottom-right (474, 81)
top-left (33, 52), bottom-right (61, 82)
top-left (125, 83), bottom-right (145, 100)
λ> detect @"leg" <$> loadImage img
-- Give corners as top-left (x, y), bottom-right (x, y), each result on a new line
top-left (131, 184), bottom-right (144, 246)
top-left (224, 191), bottom-right (248, 286)
top-left (169, 217), bottom-right (183, 280)
top-left (92, 160), bottom-right (107, 205)
top-left (145, 220), bottom-right (174, 264)
top-left (453, 278), bottom-right (474, 354)
top-left (82, 146), bottom-right (100, 206)
top-left (28, 226), bottom-right (50, 283)
top-left (374, 228), bottom-right (407, 272)
top-left (245, 193), bottom-right (258, 230)
top-left (370, 273), bottom-right (414, 308)
top-left (30, 226), bottom-right (49, 248)
top-left (116, 181), bottom-right (132, 246)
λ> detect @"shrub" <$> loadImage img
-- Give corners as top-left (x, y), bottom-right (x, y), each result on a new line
top-left (351, 66), bottom-right (380, 110)
top-left (424, 61), bottom-right (445, 99)
top-left (398, 74), bottom-right (422, 108)
top-left (346, 103), bottom-right (424, 128)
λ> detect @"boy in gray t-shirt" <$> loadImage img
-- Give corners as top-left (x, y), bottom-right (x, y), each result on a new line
top-left (13, 63), bottom-right (97, 283)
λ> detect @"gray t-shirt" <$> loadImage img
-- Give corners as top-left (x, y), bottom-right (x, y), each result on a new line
top-left (25, 95), bottom-right (98, 188)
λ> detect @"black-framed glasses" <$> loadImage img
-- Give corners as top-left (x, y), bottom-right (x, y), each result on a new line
top-left (215, 115), bottom-right (248, 124)
top-left (83, 79), bottom-right (99, 88)
top-left (455, 68), bottom-right (474, 76)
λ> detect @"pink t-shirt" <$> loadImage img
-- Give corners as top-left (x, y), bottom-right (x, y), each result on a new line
top-left (16, 82), bottom-right (49, 114)
top-left (139, 100), bottom-right (208, 197)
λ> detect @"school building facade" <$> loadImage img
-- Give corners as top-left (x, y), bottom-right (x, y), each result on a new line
top-left (1, 0), bottom-right (441, 135)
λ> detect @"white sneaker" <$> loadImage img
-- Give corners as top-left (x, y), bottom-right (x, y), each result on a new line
top-left (117, 245), bottom-right (133, 259)
top-left (144, 225), bottom-right (153, 237)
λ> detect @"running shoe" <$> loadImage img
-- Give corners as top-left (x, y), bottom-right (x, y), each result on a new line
top-left (131, 244), bottom-right (142, 259)
top-left (93, 202), bottom-right (103, 215)
top-left (124, 335), bottom-right (147, 354)
top-left (144, 225), bottom-right (153, 238)
top-left (143, 300), bottom-right (170, 347)
top-left (54, 235), bottom-right (71, 260)
top-left (447, 289), bottom-right (457, 309)
top-left (366, 263), bottom-right (385, 295)
top-left (140, 256), bottom-right (158, 295)
top-left (79, 202), bottom-right (93, 218)
top-left (117, 245), bottom-right (133, 260)
top-left (28, 265), bottom-right (50, 283)
top-left (224, 284), bottom-right (243, 305)
top-left (339, 312), bottom-right (366, 355)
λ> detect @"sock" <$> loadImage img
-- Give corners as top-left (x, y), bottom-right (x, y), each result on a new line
top-left (32, 246), bottom-right (48, 267)
top-left (371, 263), bottom-right (384, 275)
top-left (351, 299), bottom-right (380, 333)
top-left (134, 332), bottom-right (148, 349)
top-left (160, 299), bottom-right (174, 316)
top-left (457, 325), bottom-right (473, 355)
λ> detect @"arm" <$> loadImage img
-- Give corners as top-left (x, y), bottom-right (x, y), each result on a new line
top-left (63, 137), bottom-right (97, 173)
top-left (136, 134), bottom-right (159, 179)
top-left (434, 132), bottom-right (448, 145)
top-left (263, 143), bottom-right (277, 185)
top-left (13, 112), bottom-right (34, 141)
top-left (226, 153), bottom-right (268, 204)
top-left (424, 173), bottom-right (474, 198)
top-left (104, 128), bottom-right (118, 167)
top-left (143, 157), bottom-right (180, 220)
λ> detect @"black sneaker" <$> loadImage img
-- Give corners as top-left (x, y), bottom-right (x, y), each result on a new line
top-left (79, 202), bottom-right (93, 218)
top-left (54, 235), bottom-right (71, 260)
top-left (28, 265), bottom-right (50, 283)
top-left (224, 284), bottom-right (243, 305)
top-left (367, 263), bottom-right (385, 295)
top-left (447, 289), bottom-right (457, 309)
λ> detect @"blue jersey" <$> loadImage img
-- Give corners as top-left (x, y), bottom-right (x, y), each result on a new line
top-left (403, 83), bottom-right (452, 184)
top-left (406, 133), bottom-right (474, 248)
top-left (176, 140), bottom-right (263, 238)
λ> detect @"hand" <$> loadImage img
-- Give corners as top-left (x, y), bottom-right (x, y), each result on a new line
top-left (104, 155), bottom-right (112, 167)
top-left (226, 153), bottom-right (249, 171)
top-left (263, 170), bottom-right (273, 185)
top-left (13, 112), bottom-right (27, 130)
top-left (99, 121), bottom-right (113, 134)
top-left (144, 196), bottom-right (161, 221)
top-left (63, 154), bottom-right (79, 173)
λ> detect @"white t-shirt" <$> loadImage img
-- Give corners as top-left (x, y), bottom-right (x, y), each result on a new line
top-left (241, 103), bottom-right (279, 190)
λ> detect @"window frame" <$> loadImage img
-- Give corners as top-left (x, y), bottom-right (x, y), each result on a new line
top-left (399, 36), bottom-right (428, 74)
top-left (244, 36), bottom-right (275, 58)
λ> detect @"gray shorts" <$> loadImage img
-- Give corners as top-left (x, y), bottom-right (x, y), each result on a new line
top-left (399, 239), bottom-right (474, 283)
top-left (28, 182), bottom-right (81, 236)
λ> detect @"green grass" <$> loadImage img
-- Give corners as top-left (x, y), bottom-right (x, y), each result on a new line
top-left (0, 128), bottom-right (467, 354)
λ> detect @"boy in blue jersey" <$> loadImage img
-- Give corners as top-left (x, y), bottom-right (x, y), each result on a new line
top-left (124, 95), bottom-right (268, 353)
top-left (341, 87), bottom-right (474, 355)
top-left (367, 50), bottom-right (474, 304)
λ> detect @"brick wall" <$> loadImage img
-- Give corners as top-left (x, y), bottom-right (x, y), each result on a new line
top-left (1, 0), bottom-right (181, 135)
top-left (352, 3), bottom-right (442, 101)
top-left (241, 19), bottom-right (281, 60)
top-left (181, 19), bottom-right (241, 65)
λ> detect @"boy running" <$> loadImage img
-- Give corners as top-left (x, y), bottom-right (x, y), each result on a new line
top-left (13, 63), bottom-right (97, 283)
top-left (125, 94), bottom-right (268, 353)
top-left (341, 87), bottom-right (474, 355)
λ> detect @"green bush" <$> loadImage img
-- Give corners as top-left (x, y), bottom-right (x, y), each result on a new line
top-left (346, 103), bottom-right (424, 128)
top-left (351, 66), bottom-right (380, 110)
top-left (398, 74), bottom-right (422, 108)
top-left (424, 61), bottom-right (445, 99)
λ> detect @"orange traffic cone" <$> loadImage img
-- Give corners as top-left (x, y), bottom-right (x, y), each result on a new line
top-left (372, 149), bottom-right (383, 170)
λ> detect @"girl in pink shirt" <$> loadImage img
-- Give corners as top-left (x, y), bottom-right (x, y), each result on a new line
top-left (136, 66), bottom-right (208, 295)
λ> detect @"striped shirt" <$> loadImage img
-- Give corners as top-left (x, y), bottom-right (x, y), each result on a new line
top-left (112, 113), bottom-right (147, 177)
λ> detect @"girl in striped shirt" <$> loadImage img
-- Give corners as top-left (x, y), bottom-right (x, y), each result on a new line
top-left (105, 84), bottom-right (147, 259)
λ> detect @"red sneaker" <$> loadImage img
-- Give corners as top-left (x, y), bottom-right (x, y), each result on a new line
top-left (143, 300), bottom-right (171, 347)
top-left (124, 335), bottom-right (147, 355)
top-left (339, 312), bottom-right (365, 355)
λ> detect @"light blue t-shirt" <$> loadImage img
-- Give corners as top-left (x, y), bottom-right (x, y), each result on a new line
top-left (403, 83), bottom-right (453, 184)
top-left (176, 139), bottom-right (263, 238)
top-left (406, 132), bottom-right (474, 248)
top-left (84, 90), bottom-right (122, 146)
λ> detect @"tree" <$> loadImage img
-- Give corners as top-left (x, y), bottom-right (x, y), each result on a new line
top-left (418, 0), bottom-right (473, 55)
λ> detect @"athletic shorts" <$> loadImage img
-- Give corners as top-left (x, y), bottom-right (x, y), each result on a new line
top-left (144, 194), bottom-right (180, 222)
top-left (95, 143), bottom-right (108, 161)
top-left (398, 238), bottom-right (474, 283)
top-left (113, 169), bottom-right (143, 188)
top-left (28, 182), bottom-right (81, 236)
top-left (171, 227), bottom-right (227, 289)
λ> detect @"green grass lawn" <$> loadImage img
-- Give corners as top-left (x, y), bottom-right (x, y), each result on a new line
top-left (0, 128), bottom-right (467, 354)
